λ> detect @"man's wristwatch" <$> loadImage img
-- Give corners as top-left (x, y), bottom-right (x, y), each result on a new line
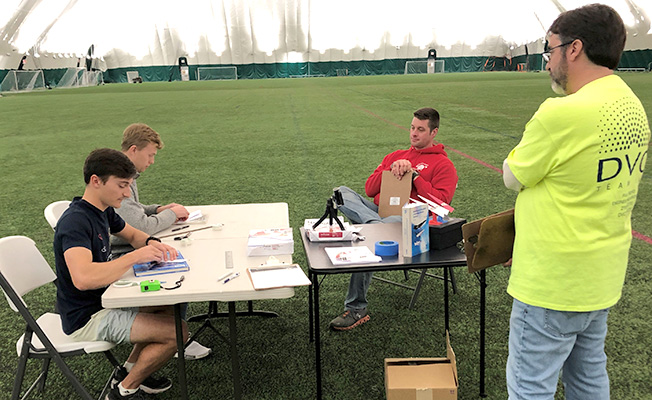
top-left (146, 236), bottom-right (161, 246)
top-left (412, 170), bottom-right (420, 181)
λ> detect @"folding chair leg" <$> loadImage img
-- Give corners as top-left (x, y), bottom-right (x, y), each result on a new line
top-left (11, 355), bottom-right (28, 400)
top-left (98, 366), bottom-right (119, 400)
top-left (98, 351), bottom-right (121, 400)
top-left (37, 358), bottom-right (51, 393)
top-left (12, 329), bottom-right (33, 400)
top-left (104, 350), bottom-right (120, 368)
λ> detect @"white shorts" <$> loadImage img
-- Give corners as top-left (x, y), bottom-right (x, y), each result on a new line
top-left (69, 308), bottom-right (138, 344)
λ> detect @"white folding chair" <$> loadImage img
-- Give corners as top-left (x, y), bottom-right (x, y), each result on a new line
top-left (0, 236), bottom-right (120, 400)
top-left (44, 201), bottom-right (71, 230)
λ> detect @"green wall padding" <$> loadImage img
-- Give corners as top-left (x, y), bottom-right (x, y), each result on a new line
top-left (2, 50), bottom-right (651, 89)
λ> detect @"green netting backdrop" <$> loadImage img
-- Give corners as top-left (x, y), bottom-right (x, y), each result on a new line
top-left (1, 51), bottom-right (650, 87)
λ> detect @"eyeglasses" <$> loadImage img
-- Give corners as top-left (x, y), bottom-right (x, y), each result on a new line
top-left (542, 40), bottom-right (575, 62)
top-left (162, 275), bottom-right (185, 290)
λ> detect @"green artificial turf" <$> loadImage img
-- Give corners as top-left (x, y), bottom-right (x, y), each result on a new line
top-left (0, 72), bottom-right (650, 399)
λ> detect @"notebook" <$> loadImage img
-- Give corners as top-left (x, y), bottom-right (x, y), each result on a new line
top-left (133, 252), bottom-right (190, 277)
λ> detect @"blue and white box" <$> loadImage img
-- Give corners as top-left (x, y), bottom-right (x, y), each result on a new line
top-left (402, 202), bottom-right (430, 257)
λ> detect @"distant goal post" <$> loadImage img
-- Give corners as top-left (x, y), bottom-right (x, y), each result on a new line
top-left (126, 71), bottom-right (141, 83)
top-left (434, 59), bottom-right (445, 73)
top-left (0, 70), bottom-right (46, 92)
top-left (404, 60), bottom-right (444, 74)
top-left (57, 68), bottom-right (104, 88)
top-left (197, 66), bottom-right (238, 81)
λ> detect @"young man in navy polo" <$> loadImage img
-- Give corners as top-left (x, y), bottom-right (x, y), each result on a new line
top-left (54, 148), bottom-right (186, 400)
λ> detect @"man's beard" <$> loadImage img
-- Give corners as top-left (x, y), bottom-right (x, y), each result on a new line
top-left (550, 57), bottom-right (569, 95)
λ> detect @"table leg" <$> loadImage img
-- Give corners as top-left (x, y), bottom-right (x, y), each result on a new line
top-left (308, 271), bottom-right (314, 342)
top-left (444, 265), bottom-right (450, 332)
top-left (228, 302), bottom-right (243, 400)
top-left (314, 273), bottom-right (322, 400)
top-left (174, 304), bottom-right (188, 400)
top-left (480, 270), bottom-right (487, 397)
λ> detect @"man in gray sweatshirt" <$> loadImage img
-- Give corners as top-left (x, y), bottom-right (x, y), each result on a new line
top-left (110, 123), bottom-right (188, 256)
top-left (111, 123), bottom-right (211, 360)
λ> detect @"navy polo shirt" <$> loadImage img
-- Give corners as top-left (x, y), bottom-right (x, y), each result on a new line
top-left (54, 197), bottom-right (126, 334)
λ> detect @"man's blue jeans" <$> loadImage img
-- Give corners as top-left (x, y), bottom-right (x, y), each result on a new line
top-left (507, 298), bottom-right (610, 400)
top-left (337, 186), bottom-right (401, 311)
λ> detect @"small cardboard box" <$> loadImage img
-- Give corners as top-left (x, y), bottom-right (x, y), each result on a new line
top-left (429, 217), bottom-right (466, 250)
top-left (385, 332), bottom-right (458, 400)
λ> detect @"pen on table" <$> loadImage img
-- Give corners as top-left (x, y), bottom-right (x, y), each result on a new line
top-left (222, 272), bottom-right (240, 284)
top-left (217, 271), bottom-right (233, 281)
top-left (171, 225), bottom-right (190, 232)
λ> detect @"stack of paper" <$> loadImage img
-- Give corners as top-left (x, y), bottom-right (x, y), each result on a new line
top-left (324, 246), bottom-right (382, 265)
top-left (247, 228), bottom-right (294, 256)
top-left (247, 264), bottom-right (311, 290)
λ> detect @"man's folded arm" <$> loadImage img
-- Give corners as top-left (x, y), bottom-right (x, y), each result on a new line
top-left (117, 196), bottom-right (176, 235)
top-left (503, 159), bottom-right (523, 192)
top-left (414, 163), bottom-right (458, 204)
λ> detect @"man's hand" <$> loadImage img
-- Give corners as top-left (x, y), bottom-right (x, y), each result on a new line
top-left (132, 241), bottom-right (178, 264)
top-left (158, 203), bottom-right (190, 222)
top-left (503, 258), bottom-right (513, 267)
top-left (390, 159), bottom-right (413, 180)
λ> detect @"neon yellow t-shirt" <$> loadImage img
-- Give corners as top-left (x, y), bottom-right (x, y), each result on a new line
top-left (506, 74), bottom-right (650, 311)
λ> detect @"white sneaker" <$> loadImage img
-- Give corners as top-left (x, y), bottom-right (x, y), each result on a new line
top-left (175, 340), bottom-right (212, 360)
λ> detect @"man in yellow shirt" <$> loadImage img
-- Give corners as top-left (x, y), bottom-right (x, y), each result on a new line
top-left (503, 4), bottom-right (650, 399)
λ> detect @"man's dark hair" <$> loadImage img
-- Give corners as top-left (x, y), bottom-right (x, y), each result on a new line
top-left (548, 4), bottom-right (626, 70)
top-left (83, 148), bottom-right (137, 184)
top-left (413, 107), bottom-right (440, 131)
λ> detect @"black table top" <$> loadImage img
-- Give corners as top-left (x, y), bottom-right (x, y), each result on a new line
top-left (300, 223), bottom-right (467, 274)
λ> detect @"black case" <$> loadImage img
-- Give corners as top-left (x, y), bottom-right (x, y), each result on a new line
top-left (429, 217), bottom-right (466, 250)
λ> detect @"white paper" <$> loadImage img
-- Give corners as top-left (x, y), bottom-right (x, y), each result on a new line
top-left (324, 246), bottom-right (382, 265)
top-left (248, 264), bottom-right (311, 290)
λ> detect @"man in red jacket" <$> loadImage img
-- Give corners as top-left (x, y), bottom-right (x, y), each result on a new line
top-left (330, 107), bottom-right (458, 330)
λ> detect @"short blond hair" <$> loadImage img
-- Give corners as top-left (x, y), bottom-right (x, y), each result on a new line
top-left (121, 123), bottom-right (164, 151)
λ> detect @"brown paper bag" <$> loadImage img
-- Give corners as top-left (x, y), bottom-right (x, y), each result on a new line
top-left (462, 209), bottom-right (515, 273)
top-left (378, 170), bottom-right (412, 218)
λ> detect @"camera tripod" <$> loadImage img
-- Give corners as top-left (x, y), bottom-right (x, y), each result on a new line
top-left (312, 197), bottom-right (346, 231)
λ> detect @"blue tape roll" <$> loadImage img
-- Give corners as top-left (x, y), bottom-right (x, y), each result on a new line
top-left (375, 240), bottom-right (399, 257)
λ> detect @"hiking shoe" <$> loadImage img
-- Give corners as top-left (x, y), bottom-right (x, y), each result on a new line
top-left (329, 309), bottom-right (370, 331)
top-left (174, 339), bottom-right (212, 360)
top-left (106, 385), bottom-right (147, 400)
top-left (112, 366), bottom-right (172, 394)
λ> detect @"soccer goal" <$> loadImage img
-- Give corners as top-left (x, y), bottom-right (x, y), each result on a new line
top-left (197, 66), bottom-right (238, 81)
top-left (404, 61), bottom-right (428, 74)
top-left (0, 70), bottom-right (46, 92)
top-left (434, 59), bottom-right (445, 73)
top-left (126, 71), bottom-right (141, 83)
top-left (57, 68), bottom-right (104, 88)
top-left (404, 60), bottom-right (444, 74)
